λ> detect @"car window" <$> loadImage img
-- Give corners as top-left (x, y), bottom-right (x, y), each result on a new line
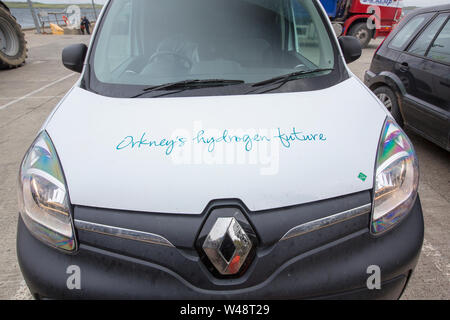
top-left (427, 19), bottom-right (450, 64)
top-left (408, 14), bottom-right (448, 56)
top-left (389, 14), bottom-right (429, 50)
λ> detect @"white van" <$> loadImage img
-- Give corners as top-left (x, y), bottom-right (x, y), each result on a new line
top-left (17, 0), bottom-right (423, 299)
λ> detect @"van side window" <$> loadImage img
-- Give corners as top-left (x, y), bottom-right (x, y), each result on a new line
top-left (427, 19), bottom-right (450, 64)
top-left (389, 14), bottom-right (429, 51)
top-left (408, 14), bottom-right (448, 57)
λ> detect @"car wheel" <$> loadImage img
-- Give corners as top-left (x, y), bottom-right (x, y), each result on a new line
top-left (348, 22), bottom-right (372, 48)
top-left (374, 86), bottom-right (403, 126)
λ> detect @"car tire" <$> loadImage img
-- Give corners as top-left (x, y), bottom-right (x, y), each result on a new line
top-left (0, 6), bottom-right (27, 69)
top-left (348, 22), bottom-right (372, 48)
top-left (374, 86), bottom-right (403, 126)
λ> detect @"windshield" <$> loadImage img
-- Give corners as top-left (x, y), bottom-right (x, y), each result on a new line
top-left (89, 0), bottom-right (341, 97)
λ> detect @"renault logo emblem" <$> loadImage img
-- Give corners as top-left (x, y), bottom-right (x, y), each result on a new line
top-left (202, 217), bottom-right (252, 275)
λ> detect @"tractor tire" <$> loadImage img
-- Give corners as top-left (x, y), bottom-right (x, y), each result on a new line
top-left (0, 6), bottom-right (27, 69)
top-left (348, 22), bottom-right (373, 49)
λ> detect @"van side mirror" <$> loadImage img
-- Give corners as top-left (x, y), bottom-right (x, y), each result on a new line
top-left (62, 43), bottom-right (88, 73)
top-left (338, 36), bottom-right (362, 64)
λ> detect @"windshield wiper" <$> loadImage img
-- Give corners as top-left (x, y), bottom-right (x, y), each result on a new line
top-left (251, 68), bottom-right (334, 88)
top-left (131, 79), bottom-right (245, 98)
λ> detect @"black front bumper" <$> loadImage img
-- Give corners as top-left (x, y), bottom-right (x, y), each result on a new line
top-left (17, 194), bottom-right (424, 300)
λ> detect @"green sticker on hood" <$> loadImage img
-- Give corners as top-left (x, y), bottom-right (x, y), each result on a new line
top-left (358, 172), bottom-right (367, 182)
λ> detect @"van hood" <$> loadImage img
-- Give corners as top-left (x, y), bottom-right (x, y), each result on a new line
top-left (46, 77), bottom-right (386, 214)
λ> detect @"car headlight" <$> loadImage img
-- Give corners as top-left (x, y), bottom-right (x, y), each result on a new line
top-left (371, 119), bottom-right (419, 234)
top-left (18, 131), bottom-right (76, 251)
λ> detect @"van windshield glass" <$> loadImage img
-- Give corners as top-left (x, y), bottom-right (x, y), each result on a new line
top-left (91, 0), bottom-right (336, 93)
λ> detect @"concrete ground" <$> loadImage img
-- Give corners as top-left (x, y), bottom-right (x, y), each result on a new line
top-left (0, 33), bottom-right (448, 300)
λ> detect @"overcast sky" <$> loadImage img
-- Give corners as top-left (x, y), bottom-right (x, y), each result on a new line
top-left (403, 0), bottom-right (450, 6)
top-left (6, 0), bottom-right (450, 7)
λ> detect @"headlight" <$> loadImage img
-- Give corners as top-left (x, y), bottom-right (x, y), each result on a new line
top-left (371, 119), bottom-right (419, 234)
top-left (18, 131), bottom-right (76, 251)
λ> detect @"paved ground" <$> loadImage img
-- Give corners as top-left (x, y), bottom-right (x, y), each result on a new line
top-left (0, 33), bottom-right (448, 299)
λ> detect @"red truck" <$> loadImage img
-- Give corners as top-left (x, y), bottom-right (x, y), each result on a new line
top-left (320, 0), bottom-right (403, 47)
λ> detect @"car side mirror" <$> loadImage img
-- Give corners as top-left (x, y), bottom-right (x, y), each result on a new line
top-left (62, 43), bottom-right (88, 73)
top-left (338, 36), bottom-right (362, 64)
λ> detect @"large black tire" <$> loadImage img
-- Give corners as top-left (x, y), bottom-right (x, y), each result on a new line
top-left (348, 22), bottom-right (373, 49)
top-left (373, 86), bottom-right (404, 127)
top-left (0, 6), bottom-right (27, 69)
